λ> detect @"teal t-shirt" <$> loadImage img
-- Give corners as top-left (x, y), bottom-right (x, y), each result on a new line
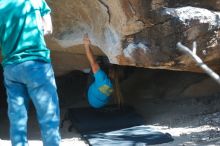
top-left (0, 0), bottom-right (51, 66)
top-left (88, 69), bottom-right (113, 108)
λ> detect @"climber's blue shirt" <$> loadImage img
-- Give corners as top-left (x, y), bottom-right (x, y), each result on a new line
top-left (88, 69), bottom-right (113, 108)
top-left (0, 0), bottom-right (51, 66)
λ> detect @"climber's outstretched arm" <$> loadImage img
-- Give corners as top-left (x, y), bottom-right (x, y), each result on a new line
top-left (83, 34), bottom-right (100, 73)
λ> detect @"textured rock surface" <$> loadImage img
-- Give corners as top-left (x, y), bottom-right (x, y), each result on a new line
top-left (46, 0), bottom-right (220, 75)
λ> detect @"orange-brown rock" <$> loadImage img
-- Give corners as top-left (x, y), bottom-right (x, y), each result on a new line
top-left (46, 0), bottom-right (220, 75)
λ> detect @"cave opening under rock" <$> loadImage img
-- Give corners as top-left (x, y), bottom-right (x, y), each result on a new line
top-left (0, 65), bottom-right (219, 110)
top-left (0, 65), bottom-right (220, 113)
top-left (53, 66), bottom-right (220, 109)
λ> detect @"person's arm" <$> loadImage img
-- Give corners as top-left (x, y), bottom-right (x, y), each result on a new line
top-left (42, 13), bottom-right (53, 35)
top-left (83, 34), bottom-right (100, 73)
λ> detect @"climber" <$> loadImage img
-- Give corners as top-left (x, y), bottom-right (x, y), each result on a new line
top-left (83, 34), bottom-right (116, 108)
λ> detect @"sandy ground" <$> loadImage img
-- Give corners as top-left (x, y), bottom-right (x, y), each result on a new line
top-left (1, 94), bottom-right (220, 146)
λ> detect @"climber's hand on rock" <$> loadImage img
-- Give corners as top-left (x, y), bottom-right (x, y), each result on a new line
top-left (83, 33), bottom-right (91, 49)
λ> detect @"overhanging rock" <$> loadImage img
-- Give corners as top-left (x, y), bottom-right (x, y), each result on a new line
top-left (46, 0), bottom-right (220, 75)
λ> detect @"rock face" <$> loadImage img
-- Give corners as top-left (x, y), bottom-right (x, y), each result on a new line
top-left (46, 0), bottom-right (220, 75)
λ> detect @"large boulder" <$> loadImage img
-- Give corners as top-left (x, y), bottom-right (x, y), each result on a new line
top-left (46, 0), bottom-right (220, 75)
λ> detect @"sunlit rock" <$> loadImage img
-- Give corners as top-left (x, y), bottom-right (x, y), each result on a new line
top-left (45, 0), bottom-right (220, 75)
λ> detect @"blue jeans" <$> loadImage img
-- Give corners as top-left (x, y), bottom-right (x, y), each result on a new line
top-left (3, 61), bottom-right (61, 146)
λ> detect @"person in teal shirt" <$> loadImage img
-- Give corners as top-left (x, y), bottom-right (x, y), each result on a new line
top-left (0, 0), bottom-right (61, 146)
top-left (83, 34), bottom-right (114, 108)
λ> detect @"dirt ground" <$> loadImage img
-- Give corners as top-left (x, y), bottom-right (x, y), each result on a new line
top-left (130, 94), bottom-right (220, 146)
top-left (1, 93), bottom-right (220, 146)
